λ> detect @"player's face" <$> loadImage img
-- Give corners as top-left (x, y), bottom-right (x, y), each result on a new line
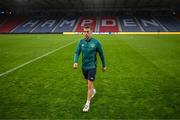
top-left (83, 28), bottom-right (92, 39)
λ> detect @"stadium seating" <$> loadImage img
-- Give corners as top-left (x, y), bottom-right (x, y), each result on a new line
top-left (75, 16), bottom-right (97, 32)
top-left (176, 14), bottom-right (180, 20)
top-left (99, 16), bottom-right (120, 32)
top-left (0, 17), bottom-right (6, 26)
top-left (155, 16), bottom-right (180, 32)
top-left (119, 16), bottom-right (142, 32)
top-left (53, 17), bottom-right (78, 32)
top-left (13, 17), bottom-right (44, 33)
top-left (0, 17), bottom-right (25, 33)
top-left (0, 16), bottom-right (180, 33)
top-left (32, 18), bottom-right (60, 33)
top-left (136, 16), bottom-right (166, 32)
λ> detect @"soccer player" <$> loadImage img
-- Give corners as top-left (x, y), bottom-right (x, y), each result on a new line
top-left (73, 25), bottom-right (106, 112)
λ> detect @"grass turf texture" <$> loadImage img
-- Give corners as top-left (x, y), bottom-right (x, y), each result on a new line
top-left (0, 34), bottom-right (180, 119)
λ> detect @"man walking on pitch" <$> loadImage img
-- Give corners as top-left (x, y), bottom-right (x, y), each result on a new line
top-left (73, 25), bottom-right (106, 112)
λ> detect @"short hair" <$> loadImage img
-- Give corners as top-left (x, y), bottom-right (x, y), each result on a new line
top-left (83, 25), bottom-right (93, 30)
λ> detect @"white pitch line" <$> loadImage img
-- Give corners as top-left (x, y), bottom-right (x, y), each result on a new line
top-left (0, 40), bottom-right (77, 77)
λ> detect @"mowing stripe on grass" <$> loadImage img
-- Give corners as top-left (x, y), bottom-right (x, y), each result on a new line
top-left (0, 40), bottom-right (77, 77)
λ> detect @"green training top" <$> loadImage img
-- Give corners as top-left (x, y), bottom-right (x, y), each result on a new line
top-left (74, 38), bottom-right (106, 70)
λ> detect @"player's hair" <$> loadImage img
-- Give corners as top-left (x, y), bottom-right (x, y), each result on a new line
top-left (84, 25), bottom-right (93, 30)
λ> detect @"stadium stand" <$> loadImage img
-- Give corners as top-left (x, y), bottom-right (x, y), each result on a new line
top-left (0, 16), bottom-right (180, 33)
top-left (75, 16), bottom-right (97, 32)
top-left (0, 17), bottom-right (6, 27)
top-left (32, 18), bottom-right (60, 33)
top-left (0, 17), bottom-right (25, 33)
top-left (176, 15), bottom-right (180, 20)
top-left (137, 16), bottom-right (166, 32)
top-left (13, 17), bottom-right (44, 33)
top-left (99, 16), bottom-right (120, 32)
top-left (53, 17), bottom-right (78, 32)
top-left (119, 16), bottom-right (143, 32)
top-left (155, 16), bottom-right (180, 32)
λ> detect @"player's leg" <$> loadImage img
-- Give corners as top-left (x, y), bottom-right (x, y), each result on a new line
top-left (83, 69), bottom-right (96, 112)
top-left (87, 80), bottom-right (94, 101)
top-left (82, 68), bottom-right (90, 112)
top-left (87, 80), bottom-right (96, 99)
top-left (83, 80), bottom-right (93, 112)
top-left (87, 68), bottom-right (96, 101)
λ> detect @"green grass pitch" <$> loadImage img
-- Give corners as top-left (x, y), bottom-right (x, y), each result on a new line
top-left (0, 34), bottom-right (180, 119)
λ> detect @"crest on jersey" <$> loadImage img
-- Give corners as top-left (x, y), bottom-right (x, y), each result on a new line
top-left (82, 44), bottom-right (84, 47)
top-left (90, 44), bottom-right (95, 48)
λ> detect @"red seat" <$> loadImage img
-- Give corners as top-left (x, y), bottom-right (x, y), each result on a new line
top-left (75, 16), bottom-right (96, 32)
top-left (99, 16), bottom-right (120, 32)
top-left (0, 17), bottom-right (25, 33)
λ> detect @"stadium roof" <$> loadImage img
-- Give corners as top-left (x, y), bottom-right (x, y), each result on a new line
top-left (0, 0), bottom-right (179, 16)
top-left (0, 0), bottom-right (180, 10)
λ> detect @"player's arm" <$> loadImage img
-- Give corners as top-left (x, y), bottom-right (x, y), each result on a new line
top-left (97, 41), bottom-right (106, 71)
top-left (73, 41), bottom-right (81, 69)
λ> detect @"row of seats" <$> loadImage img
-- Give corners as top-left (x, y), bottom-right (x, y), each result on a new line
top-left (0, 17), bottom-right (25, 33)
top-left (0, 16), bottom-right (179, 33)
top-left (156, 16), bottom-right (180, 32)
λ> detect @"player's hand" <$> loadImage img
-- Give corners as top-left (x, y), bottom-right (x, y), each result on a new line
top-left (102, 67), bottom-right (107, 72)
top-left (73, 63), bottom-right (78, 69)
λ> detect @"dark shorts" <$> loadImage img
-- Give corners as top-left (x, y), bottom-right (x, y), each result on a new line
top-left (82, 68), bottom-right (96, 81)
